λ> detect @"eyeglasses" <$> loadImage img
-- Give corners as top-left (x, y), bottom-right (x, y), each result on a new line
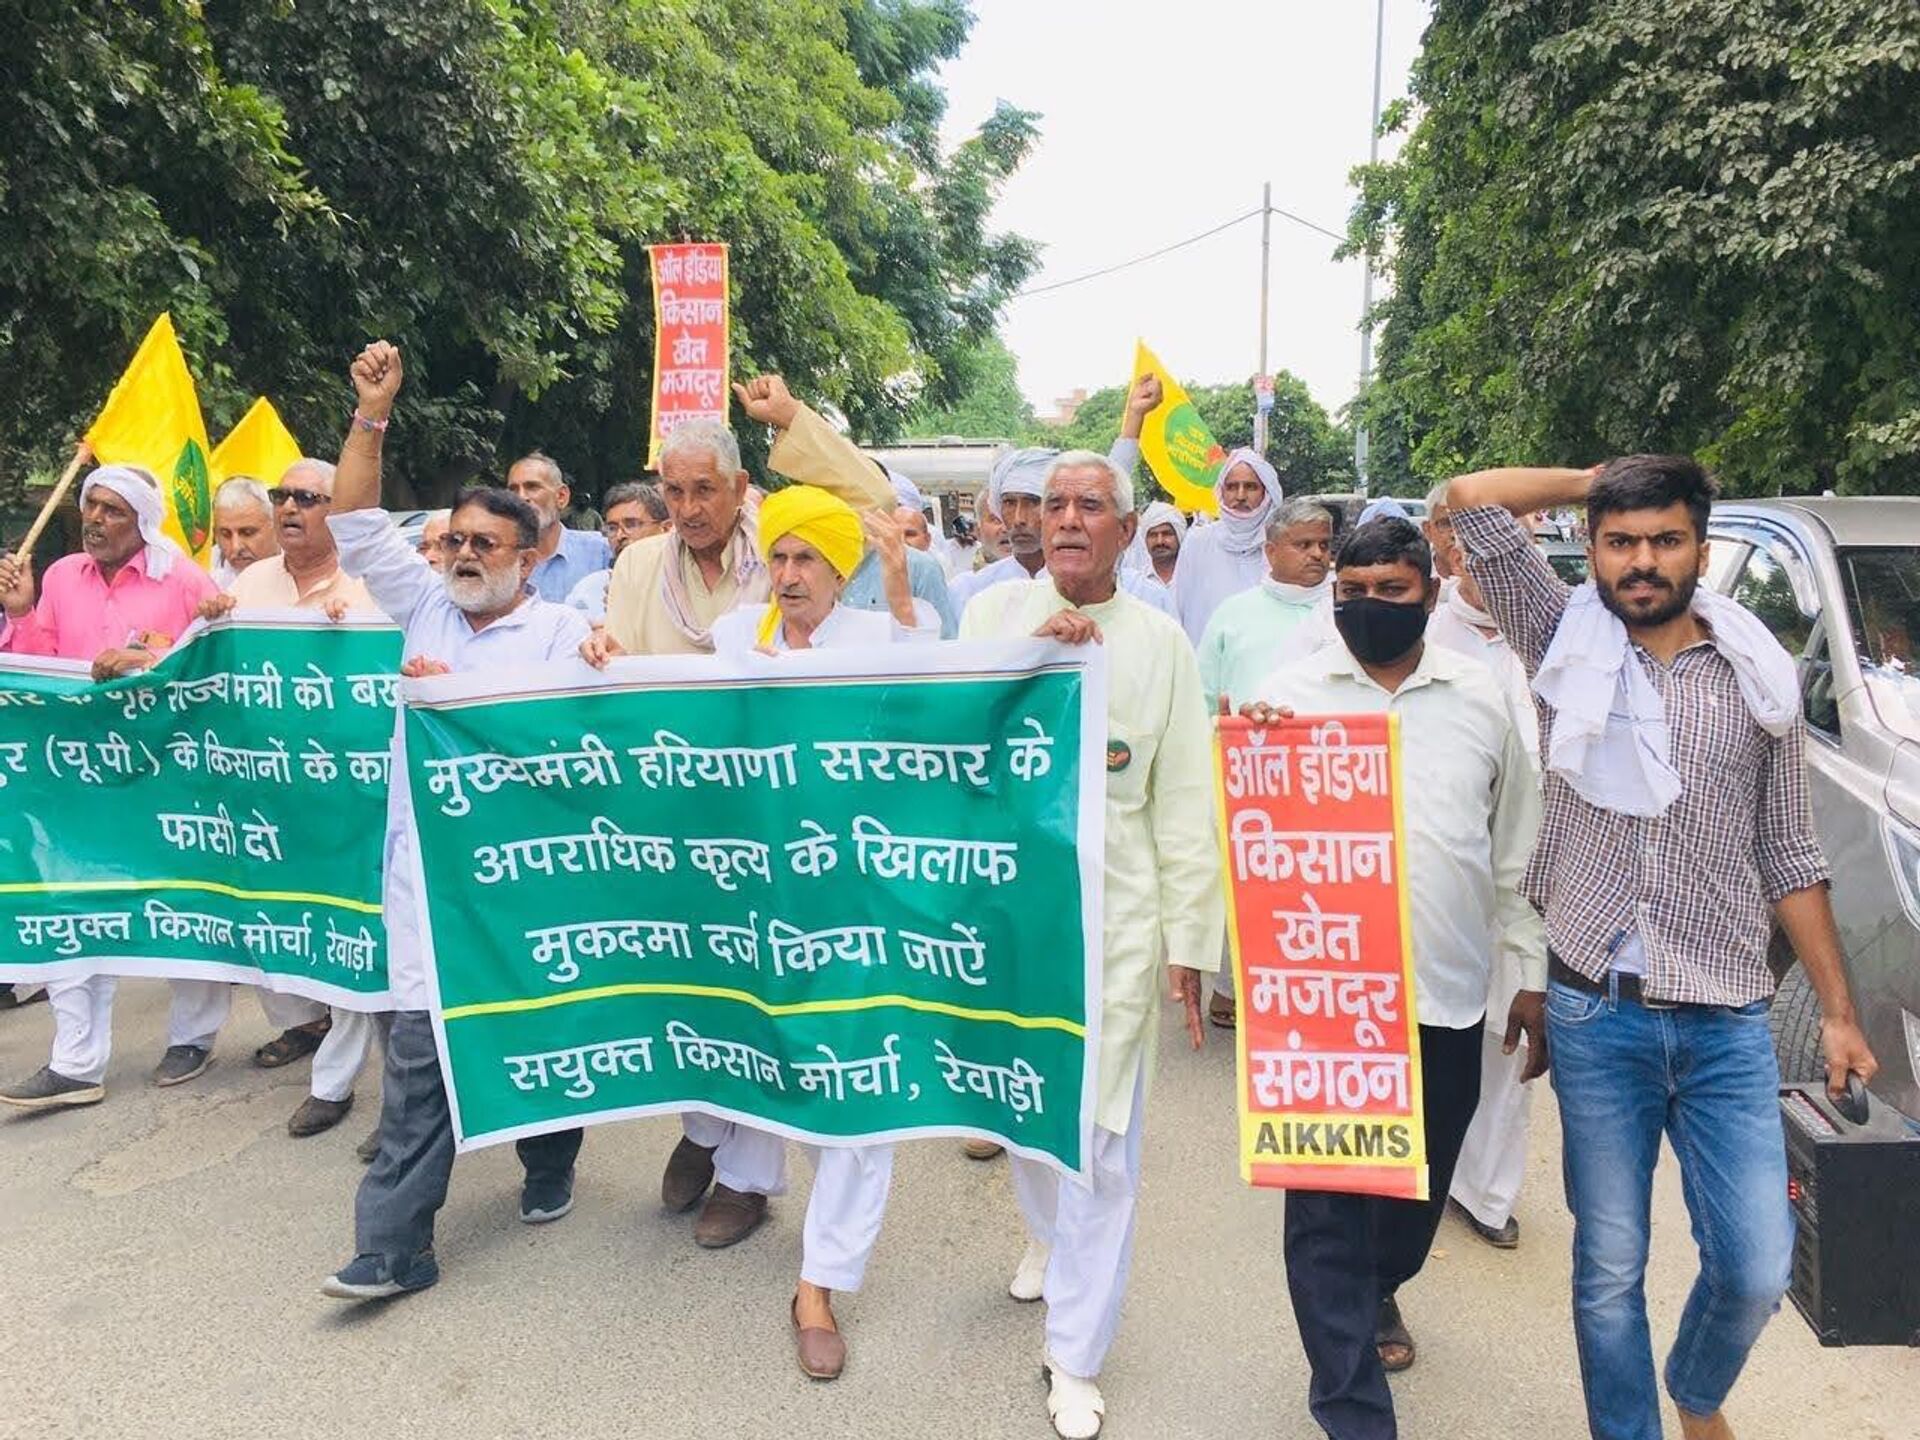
top-left (268, 486), bottom-right (331, 509)
top-left (435, 532), bottom-right (513, 557)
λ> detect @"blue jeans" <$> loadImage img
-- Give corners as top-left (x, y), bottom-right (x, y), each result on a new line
top-left (1548, 976), bottom-right (1793, 1440)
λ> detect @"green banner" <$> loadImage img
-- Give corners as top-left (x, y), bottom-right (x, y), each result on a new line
top-left (0, 615), bottom-right (399, 1007)
top-left (404, 644), bottom-right (1105, 1173)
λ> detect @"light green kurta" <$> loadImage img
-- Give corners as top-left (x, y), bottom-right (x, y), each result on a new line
top-left (1196, 582), bottom-right (1323, 714)
top-left (961, 576), bottom-right (1225, 1134)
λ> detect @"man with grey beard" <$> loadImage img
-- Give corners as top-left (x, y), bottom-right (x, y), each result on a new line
top-left (319, 339), bottom-right (595, 1301)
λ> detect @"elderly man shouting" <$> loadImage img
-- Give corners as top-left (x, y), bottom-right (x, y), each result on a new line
top-left (199, 457), bottom-right (382, 1140)
top-left (319, 341), bottom-right (594, 1301)
top-left (961, 449), bottom-right (1223, 1439)
top-left (0, 465), bottom-right (229, 1107)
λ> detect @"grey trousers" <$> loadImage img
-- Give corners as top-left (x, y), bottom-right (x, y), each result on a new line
top-left (353, 1010), bottom-right (582, 1263)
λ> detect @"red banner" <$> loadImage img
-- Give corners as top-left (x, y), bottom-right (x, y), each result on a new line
top-left (1215, 713), bottom-right (1428, 1199)
top-left (646, 243), bottom-right (730, 467)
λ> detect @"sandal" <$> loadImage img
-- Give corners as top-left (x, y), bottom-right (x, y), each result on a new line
top-left (1376, 1296), bottom-right (1415, 1373)
top-left (254, 1018), bottom-right (331, 1069)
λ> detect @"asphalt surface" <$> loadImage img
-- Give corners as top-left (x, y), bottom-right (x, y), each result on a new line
top-left (3, 982), bottom-right (1914, 1440)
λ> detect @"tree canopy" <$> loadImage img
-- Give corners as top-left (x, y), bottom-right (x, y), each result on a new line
top-left (1, 0), bottom-right (1038, 506)
top-left (1350, 0), bottom-right (1920, 496)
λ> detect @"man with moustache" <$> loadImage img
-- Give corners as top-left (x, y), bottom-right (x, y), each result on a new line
top-left (1242, 516), bottom-right (1544, 1440)
top-left (587, 373), bottom-right (893, 1249)
top-left (200, 457), bottom-right (382, 1139)
top-left (504, 450), bottom-right (612, 602)
top-left (961, 449), bottom-right (1222, 1440)
top-left (319, 341), bottom-right (593, 1300)
top-left (1135, 503), bottom-right (1184, 587)
top-left (1448, 459), bottom-right (1878, 1440)
top-left (0, 466), bottom-right (228, 1107)
top-left (1172, 443), bottom-right (1285, 647)
top-left (566, 481), bottom-right (671, 622)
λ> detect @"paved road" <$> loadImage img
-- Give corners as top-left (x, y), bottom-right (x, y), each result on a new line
top-left (3, 982), bottom-right (1913, 1440)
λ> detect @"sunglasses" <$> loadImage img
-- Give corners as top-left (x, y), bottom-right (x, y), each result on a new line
top-left (268, 486), bottom-right (331, 509)
top-left (435, 532), bottom-right (516, 557)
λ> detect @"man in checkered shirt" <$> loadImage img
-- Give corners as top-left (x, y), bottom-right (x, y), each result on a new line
top-left (1448, 457), bottom-right (1877, 1440)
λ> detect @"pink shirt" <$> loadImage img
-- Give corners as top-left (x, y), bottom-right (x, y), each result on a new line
top-left (0, 547), bottom-right (218, 661)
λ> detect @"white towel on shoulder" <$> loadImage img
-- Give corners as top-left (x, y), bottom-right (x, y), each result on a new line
top-left (1533, 581), bottom-right (1799, 816)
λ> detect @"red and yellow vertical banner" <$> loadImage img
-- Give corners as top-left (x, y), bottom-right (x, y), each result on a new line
top-left (1215, 713), bottom-right (1428, 1199)
top-left (646, 243), bottom-right (731, 468)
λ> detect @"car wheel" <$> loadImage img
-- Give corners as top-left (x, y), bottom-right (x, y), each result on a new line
top-left (1769, 960), bottom-right (1825, 1086)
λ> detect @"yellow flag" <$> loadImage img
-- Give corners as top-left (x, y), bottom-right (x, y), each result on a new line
top-left (211, 397), bottom-right (303, 489)
top-left (1131, 339), bottom-right (1225, 515)
top-left (84, 314), bottom-right (216, 565)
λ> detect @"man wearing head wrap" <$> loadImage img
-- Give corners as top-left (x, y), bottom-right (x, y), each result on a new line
top-left (1124, 501), bottom-right (1185, 587)
top-left (0, 465), bottom-right (231, 1110)
top-left (697, 485), bottom-right (935, 1380)
top-left (961, 448), bottom-right (1223, 1440)
top-left (951, 377), bottom-right (1178, 623)
top-left (1171, 445), bottom-right (1284, 646)
top-left (584, 376), bottom-right (899, 1251)
top-left (1358, 495), bottom-right (1411, 527)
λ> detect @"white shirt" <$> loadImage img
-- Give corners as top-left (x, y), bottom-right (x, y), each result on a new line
top-left (566, 567), bottom-right (613, 621)
top-left (954, 553), bottom-right (1178, 624)
top-left (961, 576), bottom-right (1224, 1133)
top-left (1258, 637), bottom-right (1545, 1029)
top-left (709, 598), bottom-right (938, 654)
top-left (1427, 579), bottom-right (1541, 765)
top-left (330, 508), bottom-right (593, 1010)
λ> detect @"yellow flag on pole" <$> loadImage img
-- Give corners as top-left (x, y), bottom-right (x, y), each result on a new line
top-left (84, 314), bottom-right (216, 565)
top-left (211, 397), bottom-right (303, 489)
top-left (1131, 339), bottom-right (1225, 515)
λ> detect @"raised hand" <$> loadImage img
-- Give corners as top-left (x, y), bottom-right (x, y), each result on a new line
top-left (351, 341), bottom-right (404, 418)
top-left (732, 375), bottom-right (800, 429)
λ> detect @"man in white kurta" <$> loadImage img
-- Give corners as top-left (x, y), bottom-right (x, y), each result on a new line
top-left (961, 449), bottom-right (1223, 1440)
top-left (1172, 446), bottom-right (1283, 646)
top-left (1424, 485), bottom-right (1544, 1249)
top-left (1196, 496), bottom-right (1337, 713)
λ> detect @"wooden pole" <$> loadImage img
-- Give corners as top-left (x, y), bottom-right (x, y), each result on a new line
top-left (12, 442), bottom-right (92, 568)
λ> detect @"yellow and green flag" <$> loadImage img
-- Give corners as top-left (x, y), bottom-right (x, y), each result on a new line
top-left (211, 396), bottom-right (303, 489)
top-left (85, 314), bottom-right (215, 565)
top-left (1132, 339), bottom-right (1225, 515)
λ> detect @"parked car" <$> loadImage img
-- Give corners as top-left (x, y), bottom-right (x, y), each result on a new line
top-left (1541, 541), bottom-right (1589, 585)
top-left (1705, 499), bottom-right (1920, 1129)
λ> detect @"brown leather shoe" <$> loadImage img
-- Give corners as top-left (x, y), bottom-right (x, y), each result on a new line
top-left (963, 1138), bottom-right (1005, 1161)
top-left (255, 1018), bottom-right (331, 1069)
top-left (693, 1183), bottom-right (768, 1248)
top-left (1208, 992), bottom-right (1236, 1028)
top-left (791, 1296), bottom-right (846, 1380)
top-left (288, 1093), bottom-right (353, 1137)
top-left (661, 1135), bottom-right (718, 1212)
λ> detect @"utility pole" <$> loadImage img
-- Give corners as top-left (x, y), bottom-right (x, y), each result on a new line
top-left (1251, 184), bottom-right (1267, 456)
top-left (1354, 0), bottom-right (1386, 495)
top-left (1255, 181), bottom-right (1272, 454)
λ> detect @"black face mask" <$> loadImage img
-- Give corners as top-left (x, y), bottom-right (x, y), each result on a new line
top-left (1333, 595), bottom-right (1429, 667)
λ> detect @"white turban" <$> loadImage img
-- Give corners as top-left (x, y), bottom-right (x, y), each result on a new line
top-left (1212, 448), bottom-right (1282, 556)
top-left (989, 447), bottom-right (1056, 516)
top-left (883, 463), bottom-right (925, 513)
top-left (1358, 496), bottom-right (1411, 526)
top-left (80, 465), bottom-right (180, 578)
top-left (1139, 501), bottom-right (1186, 539)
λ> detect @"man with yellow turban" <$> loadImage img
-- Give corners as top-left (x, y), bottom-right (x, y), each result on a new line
top-left (710, 484), bottom-right (935, 653)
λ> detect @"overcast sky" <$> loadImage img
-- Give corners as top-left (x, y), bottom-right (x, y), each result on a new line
top-left (935, 0), bottom-right (1430, 420)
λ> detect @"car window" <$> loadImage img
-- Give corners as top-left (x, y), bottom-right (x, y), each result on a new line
top-left (1703, 539), bottom-right (1749, 593)
top-left (1800, 624), bottom-right (1839, 737)
top-left (1730, 545), bottom-right (1814, 655)
top-left (1840, 548), bottom-right (1920, 676)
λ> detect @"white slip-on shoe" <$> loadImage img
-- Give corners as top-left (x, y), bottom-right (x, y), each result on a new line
top-left (1008, 1238), bottom-right (1050, 1302)
top-left (1042, 1357), bottom-right (1104, 1439)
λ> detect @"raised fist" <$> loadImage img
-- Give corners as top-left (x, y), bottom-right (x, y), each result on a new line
top-left (350, 341), bottom-right (404, 417)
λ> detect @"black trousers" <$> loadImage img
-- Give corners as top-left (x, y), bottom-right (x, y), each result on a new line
top-left (1283, 1020), bottom-right (1485, 1440)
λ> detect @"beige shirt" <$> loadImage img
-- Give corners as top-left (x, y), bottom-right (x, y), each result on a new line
top-left (227, 553), bottom-right (378, 613)
top-left (601, 404), bottom-right (893, 656)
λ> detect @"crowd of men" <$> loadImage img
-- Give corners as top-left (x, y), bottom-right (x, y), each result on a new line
top-left (0, 339), bottom-right (1884, 1440)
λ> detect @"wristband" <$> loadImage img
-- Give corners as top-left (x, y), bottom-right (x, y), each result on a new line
top-left (352, 411), bottom-right (391, 433)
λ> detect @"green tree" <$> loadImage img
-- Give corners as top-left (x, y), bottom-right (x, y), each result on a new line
top-left (904, 333), bottom-right (1035, 439)
top-left (1351, 0), bottom-right (1920, 496)
top-left (0, 0), bottom-right (1038, 509)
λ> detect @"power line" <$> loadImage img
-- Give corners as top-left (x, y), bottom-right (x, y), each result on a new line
top-left (1010, 202), bottom-right (1347, 300)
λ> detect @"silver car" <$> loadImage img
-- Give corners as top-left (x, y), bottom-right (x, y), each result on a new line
top-left (1705, 499), bottom-right (1920, 1127)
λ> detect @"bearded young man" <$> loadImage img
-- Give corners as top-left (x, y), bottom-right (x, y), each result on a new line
top-left (1448, 458), bottom-right (1878, 1440)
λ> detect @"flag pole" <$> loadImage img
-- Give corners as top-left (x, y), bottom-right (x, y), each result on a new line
top-left (12, 442), bottom-right (92, 567)
top-left (1255, 181), bottom-right (1272, 455)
